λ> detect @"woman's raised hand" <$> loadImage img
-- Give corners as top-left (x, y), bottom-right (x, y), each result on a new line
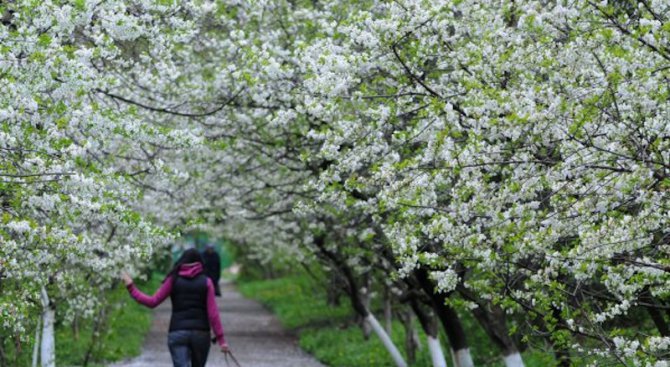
top-left (121, 272), bottom-right (133, 286)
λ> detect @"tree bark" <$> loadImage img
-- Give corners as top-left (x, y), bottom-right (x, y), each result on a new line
top-left (366, 314), bottom-right (408, 367)
top-left (409, 297), bottom-right (448, 367)
top-left (647, 306), bottom-right (670, 337)
top-left (83, 304), bottom-right (111, 367)
top-left (32, 316), bottom-right (41, 367)
top-left (384, 286), bottom-right (393, 334)
top-left (360, 276), bottom-right (372, 339)
top-left (427, 336), bottom-right (447, 367)
top-left (458, 284), bottom-right (524, 366)
top-left (503, 352), bottom-right (525, 367)
top-left (640, 291), bottom-right (670, 337)
top-left (414, 267), bottom-right (473, 366)
top-left (73, 315), bottom-right (80, 341)
top-left (398, 309), bottom-right (418, 364)
top-left (40, 287), bottom-right (55, 367)
top-left (470, 305), bottom-right (524, 366)
top-left (451, 347), bottom-right (475, 367)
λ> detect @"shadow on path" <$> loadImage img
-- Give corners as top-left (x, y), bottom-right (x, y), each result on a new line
top-left (109, 281), bottom-right (325, 367)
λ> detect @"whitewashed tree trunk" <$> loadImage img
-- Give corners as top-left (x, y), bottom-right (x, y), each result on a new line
top-left (361, 283), bottom-right (372, 339)
top-left (503, 352), bottom-right (524, 367)
top-left (427, 335), bottom-right (447, 367)
top-left (451, 348), bottom-right (474, 367)
top-left (40, 287), bottom-right (55, 367)
top-left (365, 314), bottom-right (407, 367)
top-left (413, 324), bottom-right (422, 351)
top-left (32, 316), bottom-right (41, 367)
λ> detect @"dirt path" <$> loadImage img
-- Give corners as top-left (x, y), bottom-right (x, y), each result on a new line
top-left (109, 281), bottom-right (325, 367)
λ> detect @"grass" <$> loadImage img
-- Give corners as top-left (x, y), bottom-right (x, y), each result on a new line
top-left (238, 273), bottom-right (559, 367)
top-left (300, 320), bottom-right (435, 367)
top-left (54, 273), bottom-right (164, 366)
top-left (237, 275), bottom-right (351, 329)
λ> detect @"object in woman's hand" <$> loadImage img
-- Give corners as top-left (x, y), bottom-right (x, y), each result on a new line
top-left (212, 337), bottom-right (230, 353)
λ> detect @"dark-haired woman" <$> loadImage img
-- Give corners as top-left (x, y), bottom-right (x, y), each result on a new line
top-left (121, 248), bottom-right (229, 367)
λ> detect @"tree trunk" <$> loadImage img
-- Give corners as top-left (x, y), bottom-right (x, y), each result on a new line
top-left (360, 277), bottom-right (372, 340)
top-left (14, 334), bottom-right (22, 366)
top-left (414, 268), bottom-right (473, 366)
top-left (413, 322), bottom-right (422, 351)
top-left (366, 314), bottom-right (408, 367)
top-left (458, 285), bottom-right (524, 366)
top-left (427, 336), bottom-right (447, 367)
top-left (409, 296), bottom-right (446, 367)
top-left (0, 337), bottom-right (7, 367)
top-left (471, 305), bottom-right (524, 367)
top-left (32, 316), bottom-right (41, 367)
top-left (441, 306), bottom-right (473, 367)
top-left (452, 347), bottom-right (475, 367)
top-left (40, 287), bottom-right (55, 367)
top-left (326, 275), bottom-right (342, 306)
top-left (83, 305), bottom-right (109, 367)
top-left (14, 334), bottom-right (23, 360)
top-left (384, 287), bottom-right (393, 334)
top-left (555, 350), bottom-right (570, 367)
top-left (640, 291), bottom-right (670, 337)
top-left (503, 352), bottom-right (524, 367)
top-left (72, 315), bottom-right (80, 341)
top-left (398, 309), bottom-right (418, 364)
top-left (647, 306), bottom-right (670, 337)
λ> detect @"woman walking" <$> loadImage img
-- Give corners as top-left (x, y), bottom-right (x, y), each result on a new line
top-left (121, 248), bottom-right (230, 367)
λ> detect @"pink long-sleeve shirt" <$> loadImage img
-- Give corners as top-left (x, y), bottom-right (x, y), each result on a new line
top-left (126, 263), bottom-right (227, 346)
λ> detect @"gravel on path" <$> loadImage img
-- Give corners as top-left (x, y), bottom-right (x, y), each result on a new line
top-left (109, 281), bottom-right (325, 367)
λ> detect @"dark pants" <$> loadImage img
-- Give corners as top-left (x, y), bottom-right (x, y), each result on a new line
top-left (167, 330), bottom-right (211, 367)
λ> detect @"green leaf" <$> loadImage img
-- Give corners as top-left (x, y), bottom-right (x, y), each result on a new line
top-left (73, 0), bottom-right (86, 11)
top-left (38, 34), bottom-right (52, 47)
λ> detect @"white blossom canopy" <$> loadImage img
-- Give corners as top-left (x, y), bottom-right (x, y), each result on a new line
top-left (2, 0), bottom-right (670, 364)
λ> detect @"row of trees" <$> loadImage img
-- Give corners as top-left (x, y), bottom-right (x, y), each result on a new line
top-left (215, 1), bottom-right (670, 366)
top-left (2, 0), bottom-right (670, 366)
top-left (0, 0), bottom-right (205, 365)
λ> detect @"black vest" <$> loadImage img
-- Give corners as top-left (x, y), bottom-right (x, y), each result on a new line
top-left (169, 274), bottom-right (210, 332)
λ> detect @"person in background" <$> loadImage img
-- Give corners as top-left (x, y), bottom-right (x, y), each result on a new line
top-left (201, 245), bottom-right (222, 297)
top-left (121, 248), bottom-right (229, 367)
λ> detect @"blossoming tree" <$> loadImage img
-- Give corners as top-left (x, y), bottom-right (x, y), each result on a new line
top-left (3, 0), bottom-right (670, 366)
